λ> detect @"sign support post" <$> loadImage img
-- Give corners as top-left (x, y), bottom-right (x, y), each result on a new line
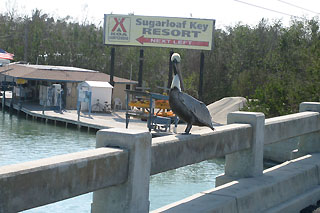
top-left (138, 49), bottom-right (144, 90)
top-left (110, 47), bottom-right (115, 86)
top-left (198, 52), bottom-right (205, 101)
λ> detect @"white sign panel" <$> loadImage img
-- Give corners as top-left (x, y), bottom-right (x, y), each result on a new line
top-left (104, 14), bottom-right (215, 50)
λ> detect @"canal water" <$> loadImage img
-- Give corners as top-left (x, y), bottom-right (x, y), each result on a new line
top-left (0, 111), bottom-right (224, 212)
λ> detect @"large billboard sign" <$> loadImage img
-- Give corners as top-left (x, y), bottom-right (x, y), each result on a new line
top-left (104, 14), bottom-right (215, 50)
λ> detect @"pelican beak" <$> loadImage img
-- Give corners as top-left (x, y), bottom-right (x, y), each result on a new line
top-left (174, 62), bottom-right (184, 91)
top-left (175, 63), bottom-right (181, 79)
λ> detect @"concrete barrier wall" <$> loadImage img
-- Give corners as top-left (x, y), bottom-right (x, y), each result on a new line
top-left (151, 123), bottom-right (252, 175)
top-left (264, 137), bottom-right (299, 162)
top-left (0, 148), bottom-right (128, 213)
top-left (1, 102), bottom-right (320, 213)
top-left (150, 111), bottom-right (320, 176)
top-left (153, 154), bottom-right (320, 213)
top-left (152, 102), bottom-right (320, 213)
top-left (264, 111), bottom-right (320, 145)
top-left (263, 104), bottom-right (320, 163)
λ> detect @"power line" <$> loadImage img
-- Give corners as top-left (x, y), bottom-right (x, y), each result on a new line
top-left (234, 0), bottom-right (303, 19)
top-left (278, 0), bottom-right (320, 15)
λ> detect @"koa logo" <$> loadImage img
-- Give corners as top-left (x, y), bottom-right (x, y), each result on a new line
top-left (108, 17), bottom-right (130, 42)
top-left (112, 18), bottom-right (127, 32)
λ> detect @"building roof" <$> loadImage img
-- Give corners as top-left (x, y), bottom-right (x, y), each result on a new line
top-left (0, 64), bottom-right (137, 84)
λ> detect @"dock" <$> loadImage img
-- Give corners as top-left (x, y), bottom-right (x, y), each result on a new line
top-left (0, 94), bottom-right (248, 135)
top-left (1, 100), bottom-right (147, 130)
top-left (0, 94), bottom-right (190, 135)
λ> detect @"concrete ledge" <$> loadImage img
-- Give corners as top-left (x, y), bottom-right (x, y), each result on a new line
top-left (153, 154), bottom-right (320, 213)
top-left (264, 138), bottom-right (299, 163)
top-left (151, 124), bottom-right (252, 175)
top-left (215, 174), bottom-right (238, 186)
top-left (151, 111), bottom-right (320, 176)
top-left (300, 102), bottom-right (320, 113)
top-left (0, 148), bottom-right (128, 213)
top-left (265, 112), bottom-right (320, 145)
top-left (151, 182), bottom-right (238, 213)
top-left (265, 186), bottom-right (320, 213)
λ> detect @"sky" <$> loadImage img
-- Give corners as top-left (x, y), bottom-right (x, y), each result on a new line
top-left (1, 0), bottom-right (320, 28)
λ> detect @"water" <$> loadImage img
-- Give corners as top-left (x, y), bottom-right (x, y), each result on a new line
top-left (0, 111), bottom-right (225, 212)
top-left (149, 159), bottom-right (224, 210)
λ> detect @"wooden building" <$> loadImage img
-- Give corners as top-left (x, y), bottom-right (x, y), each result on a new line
top-left (0, 63), bottom-right (137, 109)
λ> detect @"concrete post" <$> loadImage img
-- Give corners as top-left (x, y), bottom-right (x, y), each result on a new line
top-left (292, 102), bottom-right (320, 159)
top-left (91, 128), bottom-right (152, 213)
top-left (216, 111), bottom-right (265, 186)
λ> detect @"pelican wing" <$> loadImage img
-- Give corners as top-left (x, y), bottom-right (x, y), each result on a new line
top-left (178, 92), bottom-right (213, 127)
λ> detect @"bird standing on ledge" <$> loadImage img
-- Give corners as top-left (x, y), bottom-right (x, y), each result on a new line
top-left (169, 53), bottom-right (215, 134)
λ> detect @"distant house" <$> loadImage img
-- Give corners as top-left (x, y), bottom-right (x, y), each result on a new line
top-left (0, 63), bottom-right (137, 109)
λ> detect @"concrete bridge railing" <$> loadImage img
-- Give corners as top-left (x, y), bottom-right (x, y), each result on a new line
top-left (0, 102), bottom-right (319, 213)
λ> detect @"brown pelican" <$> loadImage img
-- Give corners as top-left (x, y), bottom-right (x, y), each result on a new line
top-left (169, 53), bottom-right (215, 134)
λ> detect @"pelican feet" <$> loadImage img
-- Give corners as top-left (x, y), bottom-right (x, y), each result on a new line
top-left (183, 124), bottom-right (192, 135)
